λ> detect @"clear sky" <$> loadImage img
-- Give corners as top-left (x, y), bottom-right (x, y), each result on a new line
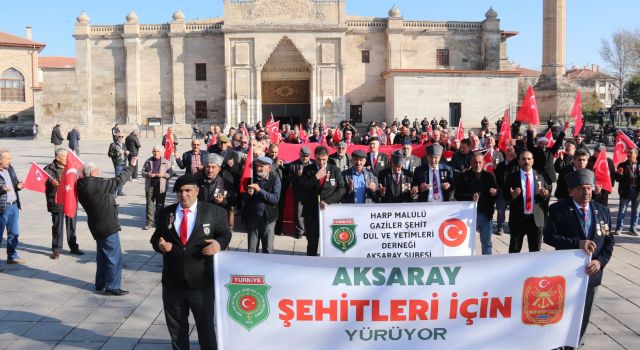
top-left (2, 0), bottom-right (639, 72)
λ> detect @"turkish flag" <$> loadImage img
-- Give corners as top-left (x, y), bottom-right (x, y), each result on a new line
top-left (614, 131), bottom-right (638, 166)
top-left (207, 133), bottom-right (218, 147)
top-left (55, 150), bottom-right (84, 218)
top-left (497, 109), bottom-right (512, 153)
top-left (483, 150), bottom-right (494, 173)
top-left (544, 129), bottom-right (555, 149)
top-left (455, 118), bottom-right (464, 140)
top-left (572, 90), bottom-right (584, 137)
top-left (23, 162), bottom-right (52, 193)
top-left (241, 127), bottom-right (249, 137)
top-left (239, 143), bottom-right (253, 193)
top-left (594, 149), bottom-right (613, 193)
top-left (266, 120), bottom-right (280, 135)
top-left (517, 85), bottom-right (540, 125)
top-left (332, 128), bottom-right (342, 144)
top-left (163, 130), bottom-right (174, 160)
top-left (299, 124), bottom-right (309, 143)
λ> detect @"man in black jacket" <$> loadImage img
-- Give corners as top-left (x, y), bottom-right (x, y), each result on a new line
top-left (412, 144), bottom-right (455, 202)
top-left (494, 145), bottom-right (519, 235)
top-left (151, 174), bottom-right (231, 350)
top-left (285, 147), bottom-right (313, 238)
top-left (77, 159), bottom-right (136, 295)
top-left (614, 147), bottom-right (640, 235)
top-left (175, 139), bottom-right (208, 175)
top-left (378, 151), bottom-right (413, 203)
top-left (44, 147), bottom-right (83, 259)
top-left (301, 146), bottom-right (346, 256)
top-left (242, 157), bottom-right (281, 253)
top-left (125, 129), bottom-right (141, 181)
top-left (51, 124), bottom-right (64, 146)
top-left (108, 133), bottom-right (128, 196)
top-left (455, 152), bottom-right (499, 255)
top-left (554, 149), bottom-right (590, 200)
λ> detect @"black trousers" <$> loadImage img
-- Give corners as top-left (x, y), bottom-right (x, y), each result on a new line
top-left (128, 154), bottom-right (138, 179)
top-left (51, 212), bottom-right (78, 253)
top-left (294, 199), bottom-right (305, 236)
top-left (163, 286), bottom-right (216, 350)
top-left (580, 285), bottom-right (598, 340)
top-left (304, 213), bottom-right (319, 256)
top-left (509, 216), bottom-right (542, 253)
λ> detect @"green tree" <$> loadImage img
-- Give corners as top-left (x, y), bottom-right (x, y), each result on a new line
top-left (582, 92), bottom-right (605, 118)
top-left (626, 74), bottom-right (640, 104)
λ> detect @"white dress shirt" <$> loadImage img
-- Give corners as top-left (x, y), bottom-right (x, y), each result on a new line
top-left (174, 201), bottom-right (198, 241)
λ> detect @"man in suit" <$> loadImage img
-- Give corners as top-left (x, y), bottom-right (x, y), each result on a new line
top-left (544, 169), bottom-right (615, 344)
top-left (400, 141), bottom-right (421, 176)
top-left (555, 149), bottom-right (590, 200)
top-left (365, 137), bottom-right (388, 177)
top-left (150, 174), bottom-right (231, 350)
top-left (412, 144), bottom-right (455, 203)
top-left (175, 139), bottom-right (208, 175)
top-left (494, 145), bottom-right (519, 235)
top-left (614, 147), bottom-right (640, 235)
top-left (301, 146), bottom-right (346, 256)
top-left (285, 147), bottom-right (313, 238)
top-left (587, 143), bottom-right (616, 206)
top-left (504, 150), bottom-right (551, 253)
top-left (242, 157), bottom-right (281, 253)
top-left (378, 151), bottom-right (414, 203)
top-left (329, 141), bottom-right (351, 172)
top-left (455, 152), bottom-right (499, 255)
top-left (341, 150), bottom-right (378, 204)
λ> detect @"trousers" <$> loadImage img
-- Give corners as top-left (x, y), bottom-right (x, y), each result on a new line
top-left (51, 212), bottom-right (78, 253)
top-left (163, 286), bottom-right (216, 350)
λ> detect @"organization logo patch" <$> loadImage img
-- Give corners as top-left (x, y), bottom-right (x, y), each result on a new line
top-left (226, 275), bottom-right (271, 331)
top-left (331, 218), bottom-right (357, 253)
top-left (522, 276), bottom-right (566, 326)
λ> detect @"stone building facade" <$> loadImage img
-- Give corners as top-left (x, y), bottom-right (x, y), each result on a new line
top-left (39, 0), bottom-right (520, 138)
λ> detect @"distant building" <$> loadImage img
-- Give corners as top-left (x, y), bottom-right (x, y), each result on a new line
top-left (565, 64), bottom-right (618, 108)
top-left (515, 65), bottom-right (542, 103)
top-left (0, 28), bottom-right (45, 123)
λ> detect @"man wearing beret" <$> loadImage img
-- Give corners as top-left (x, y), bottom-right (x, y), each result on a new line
top-left (412, 144), bottom-right (455, 202)
top-left (365, 137), bottom-right (389, 177)
top-left (151, 174), bottom-right (231, 350)
top-left (285, 147), bottom-right (313, 238)
top-left (378, 151), bottom-right (414, 203)
top-left (242, 157), bottom-right (281, 253)
top-left (544, 169), bottom-right (614, 345)
top-left (342, 150), bottom-right (379, 204)
top-left (301, 146), bottom-right (346, 256)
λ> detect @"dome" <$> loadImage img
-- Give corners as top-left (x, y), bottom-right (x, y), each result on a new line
top-left (76, 11), bottom-right (90, 24)
top-left (172, 10), bottom-right (185, 22)
top-left (388, 5), bottom-right (401, 18)
top-left (126, 11), bottom-right (139, 24)
top-left (485, 7), bottom-right (498, 20)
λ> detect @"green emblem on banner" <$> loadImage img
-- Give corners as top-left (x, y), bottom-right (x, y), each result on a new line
top-left (331, 218), bottom-right (357, 253)
top-left (225, 275), bottom-right (271, 331)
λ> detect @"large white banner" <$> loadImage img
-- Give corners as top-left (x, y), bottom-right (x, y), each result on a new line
top-left (215, 250), bottom-right (589, 350)
top-left (319, 202), bottom-right (477, 258)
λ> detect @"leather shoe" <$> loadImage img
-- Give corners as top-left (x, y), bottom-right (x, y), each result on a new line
top-left (614, 230), bottom-right (621, 236)
top-left (630, 229), bottom-right (639, 236)
top-left (70, 249), bottom-right (85, 256)
top-left (104, 289), bottom-right (129, 296)
top-left (50, 252), bottom-right (60, 259)
top-left (7, 258), bottom-right (26, 265)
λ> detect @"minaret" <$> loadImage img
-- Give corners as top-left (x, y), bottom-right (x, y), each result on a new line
top-left (536, 0), bottom-right (576, 120)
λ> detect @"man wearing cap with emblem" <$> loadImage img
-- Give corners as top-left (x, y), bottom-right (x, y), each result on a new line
top-left (544, 168), bottom-right (614, 346)
top-left (242, 156), bottom-right (281, 253)
top-left (301, 146), bottom-right (346, 256)
top-left (285, 146), bottom-right (313, 238)
top-left (329, 141), bottom-right (351, 172)
top-left (151, 174), bottom-right (231, 350)
top-left (412, 144), bottom-right (455, 203)
top-left (365, 137), bottom-right (388, 177)
top-left (378, 151), bottom-right (414, 203)
top-left (342, 150), bottom-right (379, 204)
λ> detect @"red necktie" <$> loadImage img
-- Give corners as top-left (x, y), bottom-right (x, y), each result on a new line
top-left (432, 169), bottom-right (440, 200)
top-left (525, 173), bottom-right (532, 212)
top-left (319, 168), bottom-right (326, 188)
top-left (580, 207), bottom-right (587, 222)
top-left (372, 154), bottom-right (378, 168)
top-left (180, 208), bottom-right (190, 245)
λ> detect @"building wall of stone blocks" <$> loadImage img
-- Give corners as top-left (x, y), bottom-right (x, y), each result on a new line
top-left (399, 33), bottom-right (482, 70)
top-left (0, 46), bottom-right (37, 121)
top-left (385, 72), bottom-right (518, 126)
top-left (90, 39), bottom-right (126, 124)
top-left (343, 31), bottom-right (386, 109)
top-left (138, 37), bottom-right (173, 121)
top-left (39, 69), bottom-right (82, 126)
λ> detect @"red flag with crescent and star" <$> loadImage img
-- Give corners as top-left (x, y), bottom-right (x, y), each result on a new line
top-left (23, 162), bottom-right (52, 193)
top-left (572, 90), bottom-right (584, 137)
top-left (55, 150), bottom-right (84, 218)
top-left (497, 109), bottom-right (512, 153)
top-left (517, 85), bottom-right (540, 125)
top-left (613, 131), bottom-right (638, 166)
top-left (594, 148), bottom-right (613, 193)
top-left (239, 143), bottom-right (253, 193)
top-left (483, 150), bottom-right (494, 173)
top-left (544, 129), bottom-right (555, 149)
top-left (455, 118), bottom-right (464, 140)
top-left (163, 129), bottom-right (174, 160)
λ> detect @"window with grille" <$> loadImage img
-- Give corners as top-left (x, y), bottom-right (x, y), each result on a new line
top-left (195, 101), bottom-right (208, 119)
top-left (0, 68), bottom-right (25, 102)
top-left (437, 49), bottom-right (450, 67)
top-left (361, 50), bottom-right (370, 64)
top-left (195, 63), bottom-right (207, 81)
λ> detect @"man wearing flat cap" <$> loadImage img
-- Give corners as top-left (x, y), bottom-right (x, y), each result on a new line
top-left (301, 146), bottom-right (346, 256)
top-left (544, 169), bottom-right (614, 345)
top-left (285, 146), bottom-right (313, 238)
top-left (329, 141), bottom-right (351, 172)
top-left (342, 150), bottom-right (379, 204)
top-left (242, 157), bottom-right (281, 253)
top-left (365, 137), bottom-right (388, 177)
top-left (151, 174), bottom-right (231, 350)
top-left (412, 144), bottom-right (455, 202)
top-left (142, 146), bottom-right (174, 230)
top-left (378, 151), bottom-right (414, 203)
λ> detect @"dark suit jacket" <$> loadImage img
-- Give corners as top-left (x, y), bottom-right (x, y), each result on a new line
top-left (544, 200), bottom-right (614, 287)
top-left (175, 151), bottom-right (209, 175)
top-left (378, 168), bottom-right (414, 203)
top-left (503, 169), bottom-right (550, 228)
top-left (365, 152), bottom-right (389, 177)
top-left (411, 163), bottom-right (455, 202)
top-left (454, 170), bottom-right (498, 217)
top-left (150, 202), bottom-right (231, 290)
top-left (300, 164), bottom-right (346, 217)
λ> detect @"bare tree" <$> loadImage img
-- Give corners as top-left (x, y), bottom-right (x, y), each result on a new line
top-left (599, 29), bottom-right (639, 103)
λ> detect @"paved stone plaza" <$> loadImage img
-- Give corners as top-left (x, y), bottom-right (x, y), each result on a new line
top-left (0, 138), bottom-right (638, 349)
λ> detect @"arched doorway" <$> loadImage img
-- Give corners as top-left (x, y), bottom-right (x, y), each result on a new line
top-left (261, 38), bottom-right (310, 129)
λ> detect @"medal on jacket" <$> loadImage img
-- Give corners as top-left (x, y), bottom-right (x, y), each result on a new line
top-left (203, 223), bottom-right (211, 236)
top-left (168, 212), bottom-right (175, 230)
